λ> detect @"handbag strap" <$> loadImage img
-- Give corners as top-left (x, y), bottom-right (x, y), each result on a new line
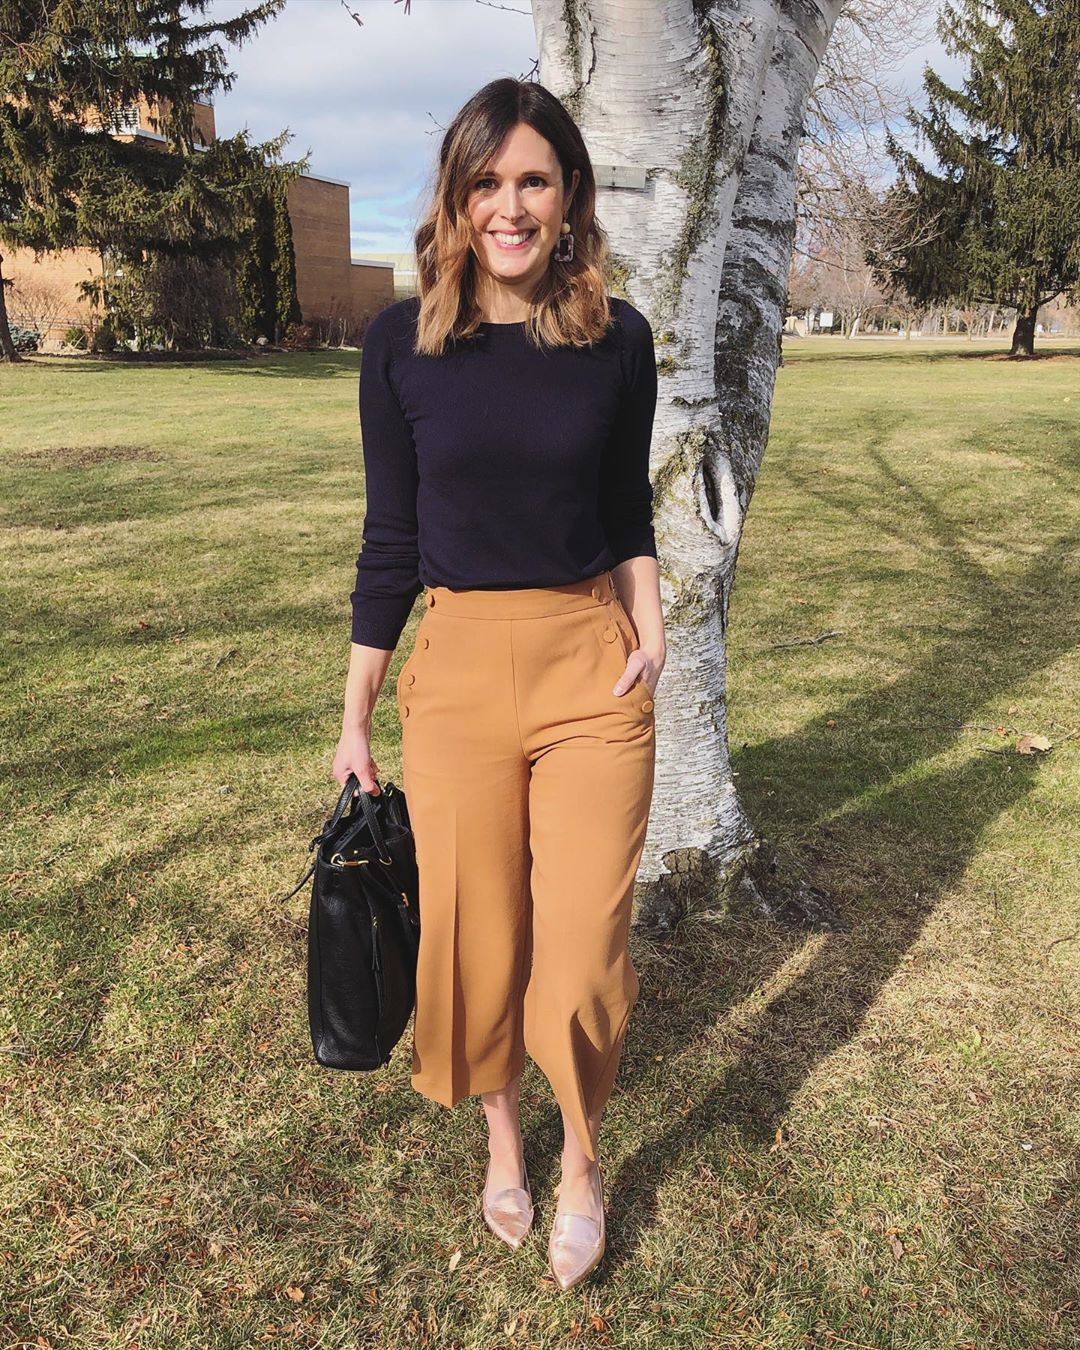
top-left (326, 773), bottom-right (365, 832)
top-left (329, 785), bottom-right (396, 864)
top-left (280, 773), bottom-right (394, 901)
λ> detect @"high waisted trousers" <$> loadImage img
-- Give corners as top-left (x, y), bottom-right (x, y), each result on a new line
top-left (395, 569), bottom-right (656, 1163)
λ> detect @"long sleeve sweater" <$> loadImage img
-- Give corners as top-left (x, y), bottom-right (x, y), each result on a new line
top-left (349, 293), bottom-right (658, 650)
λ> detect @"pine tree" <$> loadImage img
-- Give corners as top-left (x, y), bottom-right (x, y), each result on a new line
top-left (876, 0), bottom-right (1080, 355)
top-left (0, 0), bottom-right (308, 361)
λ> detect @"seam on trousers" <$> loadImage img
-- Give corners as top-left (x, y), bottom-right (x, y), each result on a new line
top-left (508, 619), bottom-right (529, 762)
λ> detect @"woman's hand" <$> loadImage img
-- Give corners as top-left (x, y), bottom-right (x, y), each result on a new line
top-left (614, 643), bottom-right (665, 699)
top-left (332, 719), bottom-right (382, 796)
top-left (610, 560), bottom-right (665, 701)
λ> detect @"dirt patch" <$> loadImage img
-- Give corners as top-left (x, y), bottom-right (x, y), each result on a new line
top-left (8, 444), bottom-right (169, 468)
top-left (34, 347), bottom-right (262, 363)
top-left (983, 351), bottom-right (1080, 363)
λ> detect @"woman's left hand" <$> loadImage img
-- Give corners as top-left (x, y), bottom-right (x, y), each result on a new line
top-left (614, 645), bottom-right (664, 699)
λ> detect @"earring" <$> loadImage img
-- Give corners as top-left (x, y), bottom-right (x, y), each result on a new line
top-left (553, 219), bottom-right (574, 263)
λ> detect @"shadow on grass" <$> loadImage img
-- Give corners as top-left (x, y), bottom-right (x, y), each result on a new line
top-left (1, 458), bottom-right (343, 531)
top-left (595, 445), bottom-right (1077, 1284)
top-left (0, 705), bottom-right (329, 789)
top-left (10, 810), bottom-right (274, 1055)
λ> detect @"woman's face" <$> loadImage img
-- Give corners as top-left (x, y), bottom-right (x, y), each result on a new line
top-left (466, 121), bottom-right (580, 293)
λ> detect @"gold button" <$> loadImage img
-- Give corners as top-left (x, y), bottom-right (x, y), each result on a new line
top-left (602, 625), bottom-right (618, 642)
top-left (590, 585), bottom-right (601, 599)
top-left (426, 592), bottom-right (435, 607)
top-left (420, 636), bottom-right (429, 648)
top-left (641, 698), bottom-right (654, 712)
top-left (402, 704), bottom-right (410, 717)
top-left (406, 673), bottom-right (415, 686)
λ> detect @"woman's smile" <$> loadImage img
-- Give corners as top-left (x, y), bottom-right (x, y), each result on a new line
top-left (488, 228), bottom-right (538, 252)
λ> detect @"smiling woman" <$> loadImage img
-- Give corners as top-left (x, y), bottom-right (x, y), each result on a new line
top-left (395, 78), bottom-right (620, 354)
top-left (332, 76), bottom-right (666, 1293)
top-left (467, 139), bottom-right (576, 291)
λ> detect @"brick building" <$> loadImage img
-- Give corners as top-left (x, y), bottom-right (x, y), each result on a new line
top-left (5, 94), bottom-right (396, 345)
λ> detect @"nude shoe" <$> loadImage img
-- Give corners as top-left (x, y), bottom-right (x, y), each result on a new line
top-left (481, 1154), bottom-right (534, 1249)
top-left (547, 1163), bottom-right (606, 1291)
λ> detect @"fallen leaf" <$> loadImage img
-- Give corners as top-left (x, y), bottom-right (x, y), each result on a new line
top-left (284, 1283), bottom-right (304, 1302)
top-left (1017, 734), bottom-right (1052, 754)
top-left (448, 1249), bottom-right (462, 1272)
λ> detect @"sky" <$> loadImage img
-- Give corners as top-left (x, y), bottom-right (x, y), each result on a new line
top-left (202, 0), bottom-right (963, 260)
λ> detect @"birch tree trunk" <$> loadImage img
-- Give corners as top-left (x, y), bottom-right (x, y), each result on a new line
top-left (533, 0), bottom-right (845, 930)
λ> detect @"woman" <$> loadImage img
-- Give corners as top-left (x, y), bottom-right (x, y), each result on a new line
top-left (332, 76), bottom-right (665, 1291)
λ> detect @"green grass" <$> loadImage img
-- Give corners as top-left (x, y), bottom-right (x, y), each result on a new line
top-left (1, 338), bottom-right (1077, 1349)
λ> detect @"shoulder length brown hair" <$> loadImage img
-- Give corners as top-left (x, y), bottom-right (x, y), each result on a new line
top-left (411, 77), bottom-right (617, 356)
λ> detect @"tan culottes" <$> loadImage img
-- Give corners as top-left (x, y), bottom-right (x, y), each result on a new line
top-left (395, 568), bottom-right (656, 1163)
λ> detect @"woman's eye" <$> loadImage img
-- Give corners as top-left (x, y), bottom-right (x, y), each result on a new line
top-left (475, 176), bottom-right (547, 190)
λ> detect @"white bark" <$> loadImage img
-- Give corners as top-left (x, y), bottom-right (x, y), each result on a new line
top-left (534, 0), bottom-right (844, 925)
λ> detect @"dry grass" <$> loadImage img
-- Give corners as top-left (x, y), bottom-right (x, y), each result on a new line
top-left (1, 338), bottom-right (1077, 1348)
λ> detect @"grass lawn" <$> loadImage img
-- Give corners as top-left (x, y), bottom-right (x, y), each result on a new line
top-left (1, 336), bottom-right (1077, 1348)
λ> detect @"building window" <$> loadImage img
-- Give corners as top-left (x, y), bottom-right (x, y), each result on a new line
top-left (107, 106), bottom-right (141, 134)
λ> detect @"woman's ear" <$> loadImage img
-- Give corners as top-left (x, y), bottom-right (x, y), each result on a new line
top-left (566, 166), bottom-right (581, 210)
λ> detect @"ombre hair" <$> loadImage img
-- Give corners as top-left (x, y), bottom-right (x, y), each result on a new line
top-left (411, 78), bottom-right (617, 356)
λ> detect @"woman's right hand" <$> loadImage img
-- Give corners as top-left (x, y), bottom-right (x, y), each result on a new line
top-left (333, 721), bottom-right (382, 797)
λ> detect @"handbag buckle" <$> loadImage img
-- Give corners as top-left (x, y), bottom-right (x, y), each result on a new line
top-left (330, 851), bottom-right (397, 869)
top-left (331, 852), bottom-right (369, 867)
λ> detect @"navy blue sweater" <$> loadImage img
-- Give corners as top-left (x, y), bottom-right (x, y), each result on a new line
top-left (349, 294), bottom-right (658, 650)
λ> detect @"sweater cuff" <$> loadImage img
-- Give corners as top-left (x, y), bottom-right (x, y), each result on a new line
top-left (350, 593), bottom-right (418, 650)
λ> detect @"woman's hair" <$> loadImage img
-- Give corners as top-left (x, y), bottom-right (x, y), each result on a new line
top-left (412, 77), bottom-right (616, 356)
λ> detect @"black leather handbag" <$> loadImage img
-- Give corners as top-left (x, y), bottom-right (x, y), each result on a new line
top-left (284, 773), bottom-right (420, 1070)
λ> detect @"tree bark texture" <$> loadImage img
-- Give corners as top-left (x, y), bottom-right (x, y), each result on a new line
top-left (1009, 302), bottom-right (1038, 357)
top-left (533, 0), bottom-right (844, 927)
top-left (0, 253), bottom-right (25, 363)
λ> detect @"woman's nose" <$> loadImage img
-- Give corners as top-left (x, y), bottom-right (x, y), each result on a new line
top-left (495, 185), bottom-right (526, 220)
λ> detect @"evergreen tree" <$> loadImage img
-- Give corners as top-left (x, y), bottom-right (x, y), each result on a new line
top-left (237, 174), bottom-right (303, 345)
top-left (0, 0), bottom-right (307, 361)
top-left (876, 0), bottom-right (1080, 355)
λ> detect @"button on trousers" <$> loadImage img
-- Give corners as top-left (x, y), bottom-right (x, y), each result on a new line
top-left (395, 569), bottom-right (656, 1162)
